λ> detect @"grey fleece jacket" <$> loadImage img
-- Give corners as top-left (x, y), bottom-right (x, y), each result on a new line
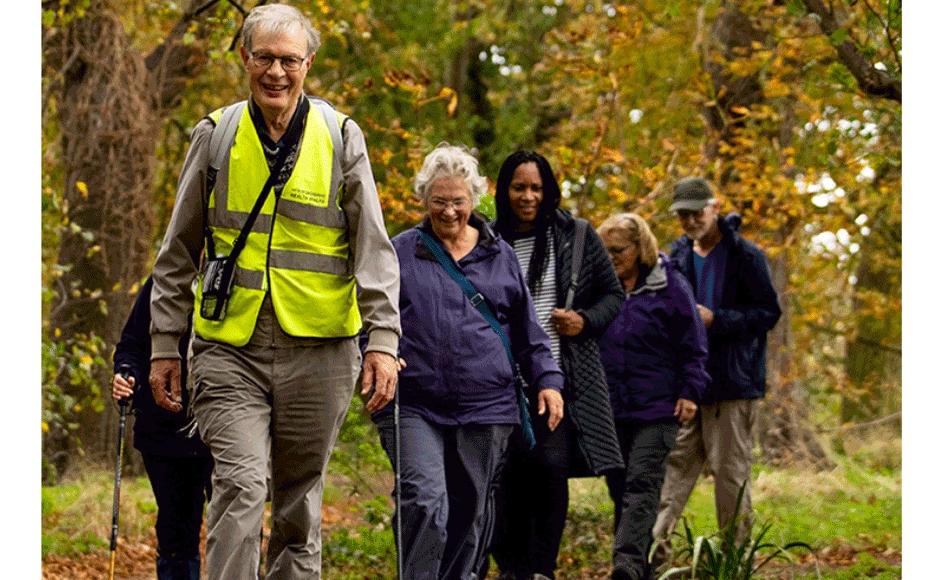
top-left (149, 101), bottom-right (401, 359)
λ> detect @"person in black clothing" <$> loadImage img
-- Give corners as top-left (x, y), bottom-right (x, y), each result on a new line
top-left (487, 151), bottom-right (626, 580)
top-left (112, 276), bottom-right (212, 580)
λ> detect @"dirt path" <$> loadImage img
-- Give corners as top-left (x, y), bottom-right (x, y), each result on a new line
top-left (42, 502), bottom-right (364, 579)
top-left (43, 538), bottom-right (161, 580)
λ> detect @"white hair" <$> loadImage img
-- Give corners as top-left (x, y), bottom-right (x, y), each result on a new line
top-left (414, 143), bottom-right (488, 207)
top-left (242, 4), bottom-right (321, 56)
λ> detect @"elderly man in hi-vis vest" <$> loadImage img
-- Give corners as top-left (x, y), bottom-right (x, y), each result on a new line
top-left (149, 5), bottom-right (401, 578)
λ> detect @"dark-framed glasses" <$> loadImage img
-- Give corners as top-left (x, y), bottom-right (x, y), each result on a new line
top-left (249, 51), bottom-right (307, 72)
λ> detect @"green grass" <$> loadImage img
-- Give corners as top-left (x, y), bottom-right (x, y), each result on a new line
top-left (41, 469), bottom-right (156, 558)
top-left (42, 436), bottom-right (901, 579)
top-left (822, 551), bottom-right (901, 579)
top-left (557, 456), bottom-right (900, 578)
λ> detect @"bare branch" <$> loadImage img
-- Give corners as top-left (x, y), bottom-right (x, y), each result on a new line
top-left (802, 0), bottom-right (901, 102)
top-left (143, 0), bottom-right (225, 111)
top-left (818, 411), bottom-right (900, 433)
top-left (859, 0), bottom-right (902, 74)
top-left (805, 322), bottom-right (901, 355)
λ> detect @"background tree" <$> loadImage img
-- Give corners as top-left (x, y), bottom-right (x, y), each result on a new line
top-left (41, 0), bottom-right (245, 479)
top-left (41, 0), bottom-right (900, 480)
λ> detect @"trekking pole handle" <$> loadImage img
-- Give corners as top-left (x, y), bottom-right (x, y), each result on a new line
top-left (117, 363), bottom-right (134, 408)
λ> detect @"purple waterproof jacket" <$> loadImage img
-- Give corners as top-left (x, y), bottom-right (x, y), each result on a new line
top-left (599, 254), bottom-right (709, 423)
top-left (387, 215), bottom-right (564, 426)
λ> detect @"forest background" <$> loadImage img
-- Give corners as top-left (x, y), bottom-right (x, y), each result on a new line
top-left (23, 0), bottom-right (928, 576)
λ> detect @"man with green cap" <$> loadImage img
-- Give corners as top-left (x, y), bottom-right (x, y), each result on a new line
top-left (652, 177), bottom-right (781, 567)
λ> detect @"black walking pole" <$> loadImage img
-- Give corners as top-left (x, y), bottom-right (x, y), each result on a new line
top-left (393, 385), bottom-right (403, 580)
top-left (108, 364), bottom-right (133, 580)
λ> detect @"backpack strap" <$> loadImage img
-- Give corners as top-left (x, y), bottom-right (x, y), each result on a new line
top-left (565, 218), bottom-right (589, 309)
top-left (308, 97), bottom-right (346, 204)
top-left (205, 101), bottom-right (247, 197)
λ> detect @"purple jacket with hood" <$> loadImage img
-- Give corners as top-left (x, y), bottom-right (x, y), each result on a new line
top-left (599, 254), bottom-right (709, 423)
top-left (382, 214), bottom-right (564, 426)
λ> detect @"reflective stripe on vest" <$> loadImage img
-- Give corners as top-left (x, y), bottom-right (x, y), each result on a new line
top-left (194, 99), bottom-right (361, 346)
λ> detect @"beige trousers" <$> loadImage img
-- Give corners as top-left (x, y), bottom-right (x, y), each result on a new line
top-left (191, 334), bottom-right (360, 580)
top-left (652, 398), bottom-right (758, 559)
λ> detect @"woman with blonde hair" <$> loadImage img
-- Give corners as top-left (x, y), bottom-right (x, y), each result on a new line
top-left (596, 212), bottom-right (709, 580)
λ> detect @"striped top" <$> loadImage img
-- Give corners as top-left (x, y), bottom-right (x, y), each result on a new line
top-left (512, 231), bottom-right (561, 363)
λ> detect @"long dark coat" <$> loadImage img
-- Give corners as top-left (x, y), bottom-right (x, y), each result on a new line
top-left (552, 209), bottom-right (626, 476)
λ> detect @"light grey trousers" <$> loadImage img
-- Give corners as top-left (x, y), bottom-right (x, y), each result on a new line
top-left (191, 336), bottom-right (359, 580)
top-left (652, 398), bottom-right (758, 559)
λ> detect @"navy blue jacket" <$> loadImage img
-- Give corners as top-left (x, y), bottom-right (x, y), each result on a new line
top-left (113, 277), bottom-right (209, 457)
top-left (599, 256), bottom-right (709, 423)
top-left (670, 214), bottom-right (781, 402)
top-left (384, 215), bottom-right (564, 426)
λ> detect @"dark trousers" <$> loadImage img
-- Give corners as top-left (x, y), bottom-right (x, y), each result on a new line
top-left (604, 420), bottom-right (677, 580)
top-left (490, 414), bottom-right (574, 579)
top-left (141, 452), bottom-right (213, 580)
top-left (377, 412), bottom-right (512, 580)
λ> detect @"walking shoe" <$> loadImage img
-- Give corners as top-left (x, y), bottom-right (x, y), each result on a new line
top-left (610, 568), bottom-right (640, 580)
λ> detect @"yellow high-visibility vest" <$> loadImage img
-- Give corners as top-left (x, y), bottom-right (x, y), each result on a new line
top-left (193, 99), bottom-right (361, 346)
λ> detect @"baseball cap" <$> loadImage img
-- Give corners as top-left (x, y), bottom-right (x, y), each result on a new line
top-left (669, 177), bottom-right (714, 212)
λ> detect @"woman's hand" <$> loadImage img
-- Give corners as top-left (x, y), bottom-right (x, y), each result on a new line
top-left (551, 308), bottom-right (585, 337)
top-left (112, 373), bottom-right (135, 402)
top-left (674, 398), bottom-right (697, 424)
top-left (538, 388), bottom-right (564, 431)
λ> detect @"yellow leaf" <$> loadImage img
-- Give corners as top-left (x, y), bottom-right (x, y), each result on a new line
top-left (447, 92), bottom-right (459, 117)
top-left (54, 327), bottom-right (62, 338)
top-left (41, 421), bottom-right (49, 433)
top-left (75, 181), bottom-right (89, 198)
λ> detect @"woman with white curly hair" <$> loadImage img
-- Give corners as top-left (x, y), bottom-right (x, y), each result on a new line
top-left (372, 143), bottom-right (565, 579)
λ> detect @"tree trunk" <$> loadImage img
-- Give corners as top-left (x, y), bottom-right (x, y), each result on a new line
top-left (842, 231), bottom-right (902, 422)
top-left (701, 3), bottom-right (831, 468)
top-left (44, 3), bottom-right (157, 476)
top-left (43, 0), bottom-right (222, 479)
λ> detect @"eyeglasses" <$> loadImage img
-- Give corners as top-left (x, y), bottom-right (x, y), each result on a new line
top-left (249, 51), bottom-right (307, 72)
top-left (429, 197), bottom-right (471, 211)
top-left (605, 242), bottom-right (636, 255)
top-left (674, 209), bottom-right (706, 220)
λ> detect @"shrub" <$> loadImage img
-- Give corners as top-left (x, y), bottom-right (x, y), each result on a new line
top-left (659, 485), bottom-right (818, 580)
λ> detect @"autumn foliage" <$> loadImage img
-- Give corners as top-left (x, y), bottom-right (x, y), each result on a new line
top-left (41, 0), bottom-right (900, 478)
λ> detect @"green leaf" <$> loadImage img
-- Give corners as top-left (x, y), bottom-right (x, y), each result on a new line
top-left (786, 0), bottom-right (806, 17)
top-left (827, 61), bottom-right (855, 88)
top-left (664, 0), bottom-right (681, 18)
top-left (43, 9), bottom-right (56, 28)
top-left (829, 28), bottom-right (849, 46)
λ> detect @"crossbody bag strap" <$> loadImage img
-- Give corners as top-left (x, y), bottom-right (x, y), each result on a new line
top-left (564, 218), bottom-right (588, 310)
top-left (226, 106), bottom-right (305, 255)
top-left (416, 229), bottom-right (537, 448)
